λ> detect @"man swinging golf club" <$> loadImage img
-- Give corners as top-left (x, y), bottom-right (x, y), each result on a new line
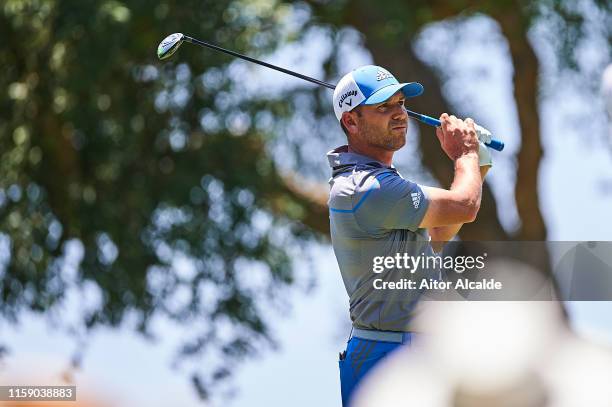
top-left (328, 65), bottom-right (492, 406)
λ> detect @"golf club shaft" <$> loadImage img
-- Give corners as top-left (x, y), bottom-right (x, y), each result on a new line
top-left (183, 35), bottom-right (504, 152)
top-left (185, 35), bottom-right (335, 90)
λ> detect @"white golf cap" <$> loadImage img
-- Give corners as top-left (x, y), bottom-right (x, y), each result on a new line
top-left (333, 65), bottom-right (424, 121)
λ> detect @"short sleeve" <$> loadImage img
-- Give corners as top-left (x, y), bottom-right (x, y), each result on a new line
top-left (353, 171), bottom-right (429, 233)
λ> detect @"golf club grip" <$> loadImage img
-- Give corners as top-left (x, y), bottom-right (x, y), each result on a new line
top-left (406, 110), bottom-right (505, 152)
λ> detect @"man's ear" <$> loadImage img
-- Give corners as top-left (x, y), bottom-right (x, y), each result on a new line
top-left (341, 111), bottom-right (358, 135)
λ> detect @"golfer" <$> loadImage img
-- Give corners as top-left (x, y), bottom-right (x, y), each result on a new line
top-left (328, 65), bottom-right (491, 406)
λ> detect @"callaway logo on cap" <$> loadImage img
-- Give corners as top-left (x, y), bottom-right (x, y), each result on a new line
top-left (333, 65), bottom-right (424, 121)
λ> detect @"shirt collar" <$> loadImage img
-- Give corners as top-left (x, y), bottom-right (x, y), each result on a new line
top-left (326, 145), bottom-right (393, 170)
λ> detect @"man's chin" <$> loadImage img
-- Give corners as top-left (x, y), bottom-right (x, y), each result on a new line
top-left (384, 135), bottom-right (406, 151)
top-left (367, 133), bottom-right (406, 151)
top-left (388, 142), bottom-right (406, 151)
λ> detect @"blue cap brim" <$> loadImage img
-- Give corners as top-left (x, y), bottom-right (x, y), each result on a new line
top-left (362, 82), bottom-right (424, 105)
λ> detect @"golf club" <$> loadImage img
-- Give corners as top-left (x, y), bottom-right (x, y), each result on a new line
top-left (157, 33), bottom-right (505, 152)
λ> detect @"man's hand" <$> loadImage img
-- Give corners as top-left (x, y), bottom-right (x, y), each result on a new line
top-left (418, 114), bottom-right (483, 229)
top-left (436, 114), bottom-right (479, 161)
top-left (478, 141), bottom-right (493, 169)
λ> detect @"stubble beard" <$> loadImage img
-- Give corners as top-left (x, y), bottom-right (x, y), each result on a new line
top-left (360, 119), bottom-right (407, 151)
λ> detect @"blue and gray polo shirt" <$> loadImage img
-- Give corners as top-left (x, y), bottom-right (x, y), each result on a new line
top-left (327, 145), bottom-right (434, 332)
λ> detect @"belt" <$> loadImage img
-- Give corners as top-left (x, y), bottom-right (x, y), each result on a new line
top-left (351, 327), bottom-right (412, 344)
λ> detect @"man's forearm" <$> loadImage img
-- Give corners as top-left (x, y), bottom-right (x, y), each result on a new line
top-left (448, 152), bottom-right (482, 219)
top-left (429, 166), bottom-right (489, 250)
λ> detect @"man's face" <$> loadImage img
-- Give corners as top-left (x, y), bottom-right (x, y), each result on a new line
top-left (353, 91), bottom-right (408, 151)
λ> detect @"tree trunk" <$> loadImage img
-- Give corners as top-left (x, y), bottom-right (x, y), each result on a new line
top-left (495, 11), bottom-right (547, 240)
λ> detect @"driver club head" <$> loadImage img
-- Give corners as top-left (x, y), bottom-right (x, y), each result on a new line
top-left (157, 33), bottom-right (185, 60)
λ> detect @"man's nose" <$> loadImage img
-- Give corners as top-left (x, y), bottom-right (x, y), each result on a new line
top-left (391, 104), bottom-right (408, 120)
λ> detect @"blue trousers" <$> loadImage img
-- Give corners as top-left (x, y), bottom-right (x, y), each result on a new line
top-left (339, 334), bottom-right (413, 406)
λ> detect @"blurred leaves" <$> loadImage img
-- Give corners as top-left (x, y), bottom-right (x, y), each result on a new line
top-left (1, 0), bottom-right (317, 398)
top-left (531, 0), bottom-right (611, 73)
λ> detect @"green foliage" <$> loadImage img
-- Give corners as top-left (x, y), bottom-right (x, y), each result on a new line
top-left (530, 0), bottom-right (611, 72)
top-left (1, 0), bottom-right (315, 397)
top-left (304, 0), bottom-right (609, 67)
